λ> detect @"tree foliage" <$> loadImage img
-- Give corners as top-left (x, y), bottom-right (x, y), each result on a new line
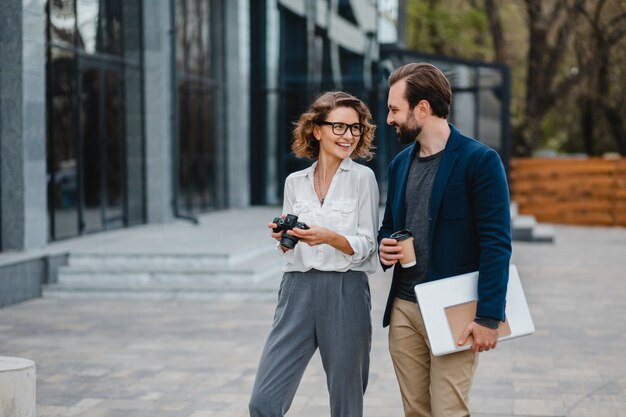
top-left (404, 0), bottom-right (626, 156)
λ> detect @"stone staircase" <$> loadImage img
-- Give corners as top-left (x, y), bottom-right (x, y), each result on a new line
top-left (42, 203), bottom-right (551, 301)
top-left (44, 244), bottom-right (283, 301)
top-left (510, 202), bottom-right (554, 243)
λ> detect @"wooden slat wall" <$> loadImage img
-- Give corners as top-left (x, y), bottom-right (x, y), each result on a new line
top-left (510, 158), bottom-right (626, 226)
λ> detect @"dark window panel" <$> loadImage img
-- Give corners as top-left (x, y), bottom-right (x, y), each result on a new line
top-left (79, 66), bottom-right (102, 232)
top-left (105, 70), bottom-right (124, 225)
top-left (175, 0), bottom-right (220, 214)
top-left (47, 47), bottom-right (79, 239)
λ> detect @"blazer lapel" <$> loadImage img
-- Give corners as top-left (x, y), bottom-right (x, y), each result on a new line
top-left (429, 125), bottom-right (461, 247)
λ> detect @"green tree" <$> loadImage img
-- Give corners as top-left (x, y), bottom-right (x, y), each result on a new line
top-left (404, 0), bottom-right (626, 156)
top-left (575, 0), bottom-right (626, 155)
top-left (406, 0), bottom-right (492, 59)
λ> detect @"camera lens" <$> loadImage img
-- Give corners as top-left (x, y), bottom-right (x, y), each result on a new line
top-left (280, 234), bottom-right (299, 250)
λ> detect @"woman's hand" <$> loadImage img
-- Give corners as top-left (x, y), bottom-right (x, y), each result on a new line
top-left (268, 215), bottom-right (285, 242)
top-left (286, 224), bottom-right (331, 246)
top-left (288, 225), bottom-right (355, 256)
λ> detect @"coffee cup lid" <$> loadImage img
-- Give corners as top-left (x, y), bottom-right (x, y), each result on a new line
top-left (390, 229), bottom-right (412, 241)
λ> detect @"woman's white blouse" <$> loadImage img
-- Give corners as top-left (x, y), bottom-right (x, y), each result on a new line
top-left (278, 158), bottom-right (380, 274)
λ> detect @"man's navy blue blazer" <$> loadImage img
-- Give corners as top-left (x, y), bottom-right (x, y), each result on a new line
top-left (378, 124), bottom-right (512, 327)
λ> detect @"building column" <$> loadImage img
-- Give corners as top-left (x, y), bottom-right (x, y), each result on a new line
top-left (0, 0), bottom-right (48, 250)
top-left (142, 0), bottom-right (174, 223)
top-left (224, 0), bottom-right (251, 208)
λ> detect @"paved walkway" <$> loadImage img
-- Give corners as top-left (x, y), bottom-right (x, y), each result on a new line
top-left (1, 210), bottom-right (625, 417)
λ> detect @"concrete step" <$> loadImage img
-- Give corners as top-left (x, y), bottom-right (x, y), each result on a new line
top-left (511, 214), bottom-right (555, 243)
top-left (59, 254), bottom-right (279, 277)
top-left (44, 243), bottom-right (284, 298)
top-left (42, 287), bottom-right (280, 302)
top-left (511, 214), bottom-right (537, 241)
top-left (46, 274), bottom-right (282, 292)
top-left (44, 266), bottom-right (283, 298)
top-left (510, 201), bottom-right (519, 219)
top-left (53, 268), bottom-right (280, 287)
top-left (66, 245), bottom-right (276, 270)
top-left (67, 254), bottom-right (230, 270)
top-left (530, 224), bottom-right (555, 243)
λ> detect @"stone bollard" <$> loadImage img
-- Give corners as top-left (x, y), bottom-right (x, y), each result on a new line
top-left (0, 357), bottom-right (36, 417)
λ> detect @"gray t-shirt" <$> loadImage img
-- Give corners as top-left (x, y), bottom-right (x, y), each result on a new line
top-left (396, 150), bottom-right (443, 302)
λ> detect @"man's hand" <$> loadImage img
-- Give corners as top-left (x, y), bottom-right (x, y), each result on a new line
top-left (379, 238), bottom-right (404, 266)
top-left (457, 322), bottom-right (499, 353)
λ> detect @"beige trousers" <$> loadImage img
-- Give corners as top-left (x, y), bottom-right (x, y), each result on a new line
top-left (389, 298), bottom-right (478, 417)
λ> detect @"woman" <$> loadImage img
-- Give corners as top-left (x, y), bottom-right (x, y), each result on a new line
top-left (248, 91), bottom-right (379, 417)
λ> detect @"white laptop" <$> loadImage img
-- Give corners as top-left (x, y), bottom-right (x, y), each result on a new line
top-left (414, 264), bottom-right (535, 356)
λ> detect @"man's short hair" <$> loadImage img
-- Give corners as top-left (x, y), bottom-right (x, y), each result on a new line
top-left (388, 63), bottom-right (452, 119)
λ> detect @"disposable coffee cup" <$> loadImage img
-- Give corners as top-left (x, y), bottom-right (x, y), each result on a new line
top-left (390, 229), bottom-right (416, 268)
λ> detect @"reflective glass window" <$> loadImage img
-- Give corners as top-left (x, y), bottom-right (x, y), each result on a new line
top-left (80, 66), bottom-right (103, 231)
top-left (49, 0), bottom-right (76, 47)
top-left (77, 0), bottom-right (123, 55)
top-left (46, 0), bottom-right (144, 240)
top-left (176, 0), bottom-right (221, 213)
top-left (47, 48), bottom-right (79, 239)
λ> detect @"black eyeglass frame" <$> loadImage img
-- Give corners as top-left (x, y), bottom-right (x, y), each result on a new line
top-left (316, 121), bottom-right (365, 137)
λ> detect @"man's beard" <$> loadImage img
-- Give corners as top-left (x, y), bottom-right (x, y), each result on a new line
top-left (395, 122), bottom-right (422, 145)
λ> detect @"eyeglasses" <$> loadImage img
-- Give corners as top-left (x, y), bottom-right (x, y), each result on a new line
top-left (316, 121), bottom-right (365, 137)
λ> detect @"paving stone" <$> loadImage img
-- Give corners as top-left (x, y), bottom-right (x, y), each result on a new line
top-left (0, 223), bottom-right (625, 416)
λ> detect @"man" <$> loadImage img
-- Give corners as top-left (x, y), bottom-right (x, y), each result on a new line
top-left (378, 62), bottom-right (511, 417)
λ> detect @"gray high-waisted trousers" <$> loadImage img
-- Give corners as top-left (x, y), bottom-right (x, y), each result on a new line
top-left (249, 269), bottom-right (372, 417)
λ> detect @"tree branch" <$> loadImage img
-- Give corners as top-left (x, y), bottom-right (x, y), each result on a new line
top-left (606, 12), bottom-right (626, 45)
top-left (543, 2), bottom-right (585, 85)
top-left (484, 0), bottom-right (506, 63)
top-left (541, 69), bottom-right (586, 112)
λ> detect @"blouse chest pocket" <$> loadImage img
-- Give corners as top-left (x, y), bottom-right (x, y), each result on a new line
top-left (292, 202), bottom-right (312, 215)
top-left (291, 201), bottom-right (314, 224)
top-left (328, 199), bottom-right (358, 232)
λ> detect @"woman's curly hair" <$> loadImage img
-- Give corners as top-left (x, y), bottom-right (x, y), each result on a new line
top-left (291, 91), bottom-right (376, 160)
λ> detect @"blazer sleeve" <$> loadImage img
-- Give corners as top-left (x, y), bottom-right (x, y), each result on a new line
top-left (472, 148), bottom-right (512, 321)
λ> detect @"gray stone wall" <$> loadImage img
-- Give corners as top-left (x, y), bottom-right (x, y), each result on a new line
top-left (0, 0), bottom-right (48, 250)
top-left (0, 258), bottom-right (44, 307)
top-left (224, 0), bottom-right (251, 208)
top-left (143, 1), bottom-right (174, 223)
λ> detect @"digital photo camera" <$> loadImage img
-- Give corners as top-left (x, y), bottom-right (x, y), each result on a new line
top-left (272, 214), bottom-right (310, 249)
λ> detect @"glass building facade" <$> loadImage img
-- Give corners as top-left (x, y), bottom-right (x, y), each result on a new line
top-left (251, 0), bottom-right (380, 204)
top-left (4, 0), bottom-right (509, 248)
top-left (174, 0), bottom-right (225, 214)
top-left (250, 1), bottom-right (509, 205)
top-left (44, 0), bottom-right (228, 240)
top-left (45, 0), bottom-right (144, 240)
top-left (0, 0), bottom-right (511, 306)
